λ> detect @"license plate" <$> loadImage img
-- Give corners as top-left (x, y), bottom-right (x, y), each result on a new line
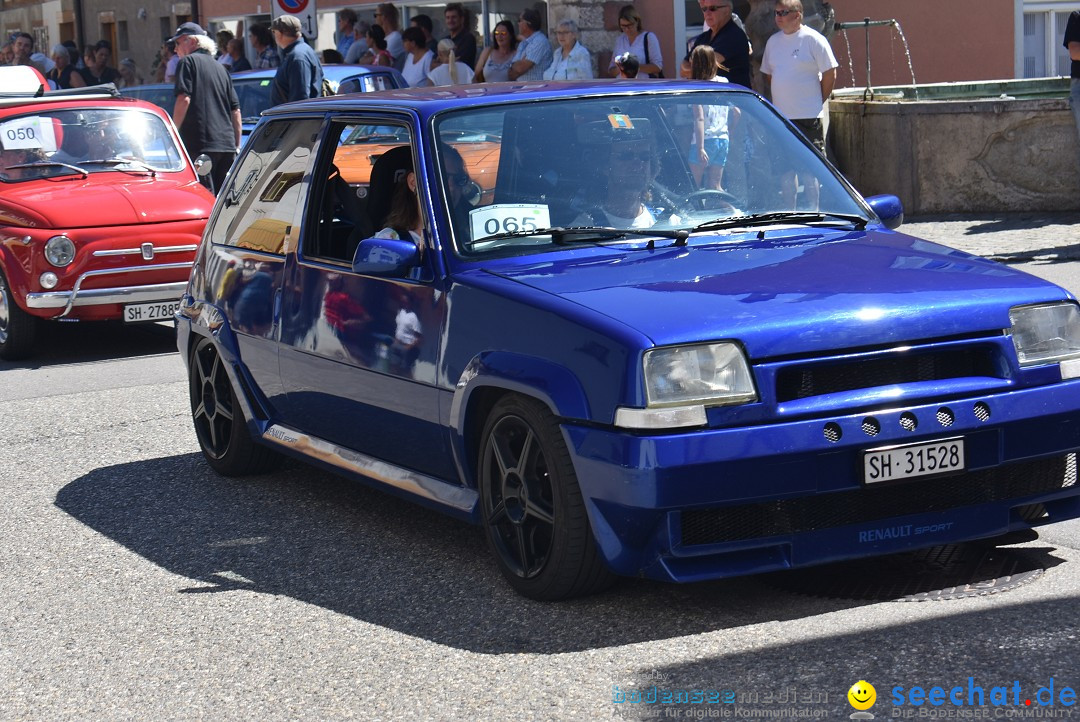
top-left (863, 438), bottom-right (964, 485)
top-left (123, 300), bottom-right (181, 323)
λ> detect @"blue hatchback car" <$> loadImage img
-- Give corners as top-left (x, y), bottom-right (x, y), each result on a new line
top-left (177, 81), bottom-right (1080, 600)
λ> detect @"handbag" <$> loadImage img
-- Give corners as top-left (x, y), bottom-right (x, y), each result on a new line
top-left (644, 31), bottom-right (664, 78)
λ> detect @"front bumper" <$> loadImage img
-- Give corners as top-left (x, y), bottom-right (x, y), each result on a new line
top-left (24, 261), bottom-right (193, 318)
top-left (564, 380), bottom-right (1080, 582)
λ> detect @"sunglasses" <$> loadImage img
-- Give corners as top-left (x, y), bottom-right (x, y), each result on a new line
top-left (612, 150), bottom-right (652, 163)
top-left (700, 4), bottom-right (730, 11)
top-left (494, 30), bottom-right (509, 36)
top-left (446, 172), bottom-right (471, 187)
top-left (775, 8), bottom-right (797, 16)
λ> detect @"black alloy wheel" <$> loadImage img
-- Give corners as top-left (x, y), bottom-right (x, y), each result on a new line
top-left (189, 336), bottom-right (275, 476)
top-left (478, 395), bottom-right (615, 600)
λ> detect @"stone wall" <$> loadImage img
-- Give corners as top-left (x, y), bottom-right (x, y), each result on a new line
top-left (830, 92), bottom-right (1080, 215)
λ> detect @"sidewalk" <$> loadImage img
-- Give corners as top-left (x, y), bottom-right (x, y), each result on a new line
top-left (901, 213), bottom-right (1080, 263)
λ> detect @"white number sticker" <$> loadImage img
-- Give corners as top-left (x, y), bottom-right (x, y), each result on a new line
top-left (0, 117), bottom-right (57, 151)
top-left (469, 204), bottom-right (551, 241)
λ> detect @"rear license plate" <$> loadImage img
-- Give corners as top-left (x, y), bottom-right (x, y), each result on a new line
top-left (863, 438), bottom-right (964, 485)
top-left (123, 300), bottom-right (181, 323)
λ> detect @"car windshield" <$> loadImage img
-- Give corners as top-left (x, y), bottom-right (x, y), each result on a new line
top-left (0, 107), bottom-right (185, 181)
top-left (431, 90), bottom-right (870, 257)
top-left (233, 76), bottom-right (274, 123)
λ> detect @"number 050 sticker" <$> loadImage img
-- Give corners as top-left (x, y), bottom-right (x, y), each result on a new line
top-left (0, 116), bottom-right (57, 151)
top-left (469, 204), bottom-right (551, 240)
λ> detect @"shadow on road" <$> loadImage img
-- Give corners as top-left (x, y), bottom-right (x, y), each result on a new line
top-left (56, 453), bottom-right (878, 654)
top-left (611, 592), bottom-right (1079, 720)
top-left (0, 320), bottom-right (177, 370)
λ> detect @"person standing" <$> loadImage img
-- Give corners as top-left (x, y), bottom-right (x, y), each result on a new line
top-left (426, 39), bottom-right (474, 86)
top-left (1065, 10), bottom-right (1080, 144)
top-left (47, 43), bottom-right (85, 88)
top-left (680, 0), bottom-right (751, 88)
top-left (760, 0), bottom-right (836, 208)
top-left (410, 15), bottom-right (438, 53)
top-left (374, 4), bottom-right (405, 65)
top-left (170, 22), bottom-right (241, 193)
top-left (473, 20), bottom-right (517, 83)
top-left (117, 57), bottom-right (144, 87)
top-left (249, 24), bottom-right (280, 69)
top-left (400, 27), bottom-right (434, 87)
top-left (444, 3), bottom-right (477, 68)
top-left (11, 33), bottom-right (48, 74)
top-left (543, 20), bottom-right (593, 80)
top-left (270, 15), bottom-right (324, 105)
top-left (608, 6), bottom-right (662, 78)
top-left (508, 8), bottom-right (552, 81)
top-left (227, 39), bottom-right (251, 72)
top-left (79, 41), bottom-right (119, 85)
top-left (337, 9), bottom-right (358, 58)
top-left (345, 21), bottom-right (372, 63)
top-left (759, 0), bottom-right (836, 154)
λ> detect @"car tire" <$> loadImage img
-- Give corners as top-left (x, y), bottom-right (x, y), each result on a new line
top-left (189, 336), bottom-right (276, 476)
top-left (478, 394), bottom-right (616, 600)
top-left (0, 267), bottom-right (38, 361)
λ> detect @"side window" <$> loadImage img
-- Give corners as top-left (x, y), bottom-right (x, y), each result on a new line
top-left (303, 120), bottom-right (415, 265)
top-left (207, 118), bottom-right (322, 254)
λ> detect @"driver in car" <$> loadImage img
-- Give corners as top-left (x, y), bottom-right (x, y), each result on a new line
top-left (572, 131), bottom-right (668, 229)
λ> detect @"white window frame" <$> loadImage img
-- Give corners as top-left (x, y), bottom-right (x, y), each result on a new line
top-left (1018, 0), bottom-right (1075, 78)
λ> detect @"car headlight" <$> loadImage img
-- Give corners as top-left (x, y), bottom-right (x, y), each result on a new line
top-left (1010, 302), bottom-right (1080, 371)
top-left (615, 342), bottom-right (757, 429)
top-left (44, 235), bottom-right (76, 267)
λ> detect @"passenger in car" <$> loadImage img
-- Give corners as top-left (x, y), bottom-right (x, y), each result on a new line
top-left (373, 150), bottom-right (423, 243)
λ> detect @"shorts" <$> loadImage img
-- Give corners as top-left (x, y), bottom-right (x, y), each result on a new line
top-left (688, 137), bottom-right (730, 167)
top-left (791, 117), bottom-right (825, 154)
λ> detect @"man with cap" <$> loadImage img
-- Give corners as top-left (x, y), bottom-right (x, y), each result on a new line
top-left (170, 22), bottom-right (241, 193)
top-left (270, 15), bottom-right (323, 105)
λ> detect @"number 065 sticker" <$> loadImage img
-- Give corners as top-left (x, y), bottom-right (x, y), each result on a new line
top-left (0, 116), bottom-right (57, 151)
top-left (469, 204), bottom-right (551, 240)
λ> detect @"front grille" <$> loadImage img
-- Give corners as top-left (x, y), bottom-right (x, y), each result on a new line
top-left (681, 454), bottom-right (1076, 546)
top-left (775, 346), bottom-right (1000, 401)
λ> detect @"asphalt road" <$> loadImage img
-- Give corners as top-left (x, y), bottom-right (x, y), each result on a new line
top-left (1, 240), bottom-right (1079, 720)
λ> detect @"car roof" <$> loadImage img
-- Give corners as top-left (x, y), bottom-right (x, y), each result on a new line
top-left (0, 83), bottom-right (173, 119)
top-left (260, 79), bottom-right (755, 120)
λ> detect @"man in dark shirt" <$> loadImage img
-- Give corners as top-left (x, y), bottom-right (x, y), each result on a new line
top-left (444, 3), bottom-right (477, 68)
top-left (170, 22), bottom-right (241, 193)
top-left (1065, 10), bottom-right (1080, 144)
top-left (681, 0), bottom-right (752, 89)
top-left (270, 15), bottom-right (323, 105)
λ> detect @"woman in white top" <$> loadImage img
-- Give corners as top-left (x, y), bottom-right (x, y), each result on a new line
top-left (608, 5), bottom-right (663, 78)
top-left (543, 20), bottom-right (593, 80)
top-left (400, 26), bottom-right (434, 87)
top-left (427, 39), bottom-right (475, 86)
top-left (473, 20), bottom-right (517, 83)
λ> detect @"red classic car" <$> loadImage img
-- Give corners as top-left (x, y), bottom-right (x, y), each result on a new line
top-left (0, 71), bottom-right (215, 359)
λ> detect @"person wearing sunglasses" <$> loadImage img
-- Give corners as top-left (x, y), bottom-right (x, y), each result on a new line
top-left (473, 20), bottom-right (517, 83)
top-left (759, 0), bottom-right (836, 155)
top-left (608, 5), bottom-right (662, 79)
top-left (760, 0), bottom-right (837, 209)
top-left (680, 1), bottom-right (751, 89)
top-left (573, 136), bottom-right (665, 229)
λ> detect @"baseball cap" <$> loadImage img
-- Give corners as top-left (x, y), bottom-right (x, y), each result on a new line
top-left (168, 22), bottom-right (206, 42)
top-left (271, 15), bottom-right (302, 34)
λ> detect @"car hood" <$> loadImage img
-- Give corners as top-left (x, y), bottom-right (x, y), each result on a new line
top-left (475, 229), bottom-right (1071, 359)
top-left (0, 176), bottom-right (212, 228)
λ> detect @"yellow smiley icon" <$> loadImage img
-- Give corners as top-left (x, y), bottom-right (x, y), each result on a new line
top-left (848, 680), bottom-right (877, 710)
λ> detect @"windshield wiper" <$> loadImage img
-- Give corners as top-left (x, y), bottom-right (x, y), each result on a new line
top-left (469, 226), bottom-right (691, 249)
top-left (81, 157), bottom-right (157, 176)
top-left (693, 211), bottom-right (868, 234)
top-left (8, 160), bottom-right (89, 177)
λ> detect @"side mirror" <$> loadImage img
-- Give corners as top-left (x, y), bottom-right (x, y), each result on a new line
top-left (351, 236), bottom-right (420, 276)
top-left (865, 194), bottom-right (904, 230)
top-left (193, 154), bottom-right (213, 178)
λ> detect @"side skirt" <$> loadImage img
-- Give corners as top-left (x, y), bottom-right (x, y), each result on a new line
top-left (261, 423), bottom-right (478, 518)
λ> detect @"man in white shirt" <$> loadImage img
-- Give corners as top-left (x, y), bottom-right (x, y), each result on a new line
top-left (760, 0), bottom-right (837, 207)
